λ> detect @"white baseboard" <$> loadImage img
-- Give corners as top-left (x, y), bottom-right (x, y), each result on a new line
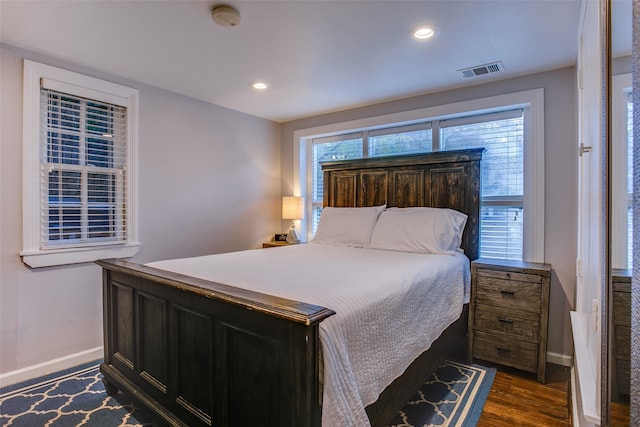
top-left (0, 347), bottom-right (103, 389)
top-left (547, 351), bottom-right (573, 367)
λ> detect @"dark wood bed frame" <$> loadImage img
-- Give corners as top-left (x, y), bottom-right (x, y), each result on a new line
top-left (98, 148), bottom-right (483, 427)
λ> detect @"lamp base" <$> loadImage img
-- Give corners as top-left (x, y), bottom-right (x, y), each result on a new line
top-left (286, 226), bottom-right (300, 243)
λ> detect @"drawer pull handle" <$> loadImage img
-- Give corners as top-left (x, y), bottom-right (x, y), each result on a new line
top-left (500, 289), bottom-right (515, 297)
top-left (498, 317), bottom-right (513, 324)
top-left (496, 345), bottom-right (511, 353)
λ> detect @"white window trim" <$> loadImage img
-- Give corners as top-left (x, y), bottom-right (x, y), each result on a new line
top-left (293, 88), bottom-right (545, 263)
top-left (21, 60), bottom-right (140, 268)
top-left (611, 73), bottom-right (632, 269)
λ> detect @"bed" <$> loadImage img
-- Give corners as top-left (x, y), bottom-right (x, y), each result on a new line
top-left (98, 147), bottom-right (483, 427)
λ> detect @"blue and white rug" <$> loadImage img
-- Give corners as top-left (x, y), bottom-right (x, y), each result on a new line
top-left (0, 362), bottom-right (154, 426)
top-left (388, 360), bottom-right (496, 427)
top-left (0, 359), bottom-right (494, 426)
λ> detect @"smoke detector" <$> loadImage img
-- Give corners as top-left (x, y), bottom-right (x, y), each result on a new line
top-left (211, 4), bottom-right (240, 27)
top-left (458, 61), bottom-right (504, 78)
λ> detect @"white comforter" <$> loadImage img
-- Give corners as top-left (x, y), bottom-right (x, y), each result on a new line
top-left (148, 243), bottom-right (470, 427)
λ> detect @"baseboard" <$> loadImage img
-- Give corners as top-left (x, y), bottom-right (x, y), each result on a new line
top-left (547, 351), bottom-right (572, 367)
top-left (0, 347), bottom-right (103, 388)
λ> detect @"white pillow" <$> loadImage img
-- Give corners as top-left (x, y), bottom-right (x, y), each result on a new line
top-left (368, 207), bottom-right (467, 255)
top-left (312, 205), bottom-right (386, 247)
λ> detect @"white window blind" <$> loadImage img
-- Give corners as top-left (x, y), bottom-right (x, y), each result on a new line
top-left (368, 123), bottom-right (432, 157)
top-left (441, 110), bottom-right (524, 260)
top-left (311, 134), bottom-right (363, 232)
top-left (40, 88), bottom-right (127, 248)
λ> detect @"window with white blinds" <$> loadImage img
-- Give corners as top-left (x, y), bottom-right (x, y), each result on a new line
top-left (368, 123), bottom-right (433, 157)
top-left (22, 60), bottom-right (139, 268)
top-left (41, 89), bottom-right (127, 247)
top-left (309, 109), bottom-right (525, 261)
top-left (441, 110), bottom-right (524, 260)
top-left (311, 134), bottom-right (364, 232)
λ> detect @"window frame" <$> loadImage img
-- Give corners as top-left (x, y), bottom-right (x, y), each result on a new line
top-left (293, 89), bottom-right (545, 263)
top-left (21, 60), bottom-right (140, 268)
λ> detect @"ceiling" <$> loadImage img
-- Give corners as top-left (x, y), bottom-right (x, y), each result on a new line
top-left (0, 1), bottom-right (624, 123)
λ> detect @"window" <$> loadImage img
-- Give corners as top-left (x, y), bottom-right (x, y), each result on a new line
top-left (22, 60), bottom-right (139, 268)
top-left (311, 133), bottom-right (364, 232)
top-left (611, 74), bottom-right (632, 269)
top-left (296, 89), bottom-right (544, 262)
top-left (440, 111), bottom-right (524, 259)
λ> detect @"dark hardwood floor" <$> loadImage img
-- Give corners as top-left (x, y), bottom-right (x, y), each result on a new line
top-left (477, 362), bottom-right (572, 427)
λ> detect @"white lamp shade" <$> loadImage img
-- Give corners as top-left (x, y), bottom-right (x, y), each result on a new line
top-left (282, 196), bottom-right (304, 220)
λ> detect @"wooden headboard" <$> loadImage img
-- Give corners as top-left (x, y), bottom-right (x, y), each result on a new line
top-left (321, 148), bottom-right (484, 261)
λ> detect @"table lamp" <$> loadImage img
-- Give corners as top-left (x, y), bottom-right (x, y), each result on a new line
top-left (282, 196), bottom-right (304, 243)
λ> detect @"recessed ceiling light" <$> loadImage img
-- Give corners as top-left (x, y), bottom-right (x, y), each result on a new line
top-left (413, 25), bottom-right (438, 40)
top-left (251, 81), bottom-right (268, 90)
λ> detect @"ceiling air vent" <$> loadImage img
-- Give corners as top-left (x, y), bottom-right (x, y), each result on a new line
top-left (458, 61), bottom-right (504, 78)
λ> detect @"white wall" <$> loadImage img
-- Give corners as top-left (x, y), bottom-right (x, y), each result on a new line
top-left (281, 66), bottom-right (578, 363)
top-left (0, 44), bottom-right (281, 382)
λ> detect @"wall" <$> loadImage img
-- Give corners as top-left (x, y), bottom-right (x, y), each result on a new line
top-left (0, 44), bottom-right (281, 382)
top-left (281, 66), bottom-right (578, 363)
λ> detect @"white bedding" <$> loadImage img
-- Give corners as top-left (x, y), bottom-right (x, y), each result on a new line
top-left (147, 243), bottom-right (471, 427)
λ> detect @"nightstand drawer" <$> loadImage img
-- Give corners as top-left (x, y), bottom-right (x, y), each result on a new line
top-left (614, 324), bottom-right (631, 357)
top-left (476, 268), bottom-right (542, 284)
top-left (475, 276), bottom-right (542, 312)
top-left (474, 304), bottom-right (540, 340)
top-left (613, 291), bottom-right (631, 326)
top-left (473, 331), bottom-right (538, 373)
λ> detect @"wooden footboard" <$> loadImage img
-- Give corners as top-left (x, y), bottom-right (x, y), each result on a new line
top-left (98, 258), bottom-right (335, 427)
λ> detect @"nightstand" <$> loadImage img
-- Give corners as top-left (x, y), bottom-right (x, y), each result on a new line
top-left (468, 258), bottom-right (551, 383)
top-left (611, 269), bottom-right (631, 397)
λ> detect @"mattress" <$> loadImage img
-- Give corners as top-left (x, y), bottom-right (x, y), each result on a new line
top-left (148, 242), bottom-right (471, 427)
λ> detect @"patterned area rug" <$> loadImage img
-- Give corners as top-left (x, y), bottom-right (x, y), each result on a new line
top-left (388, 360), bottom-right (496, 427)
top-left (0, 359), bottom-right (494, 427)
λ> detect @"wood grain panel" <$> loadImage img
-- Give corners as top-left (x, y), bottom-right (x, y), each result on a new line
top-left (476, 268), bottom-right (543, 284)
top-left (473, 304), bottom-right (540, 340)
top-left (427, 167), bottom-right (465, 212)
top-left (326, 171), bottom-right (358, 207)
top-left (475, 277), bottom-right (542, 313)
top-left (222, 324), bottom-right (278, 426)
top-left (174, 306), bottom-right (214, 425)
top-left (391, 170), bottom-right (424, 207)
top-left (139, 292), bottom-right (168, 393)
top-left (113, 282), bottom-right (134, 369)
top-left (360, 171), bottom-right (388, 206)
top-left (473, 331), bottom-right (538, 372)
